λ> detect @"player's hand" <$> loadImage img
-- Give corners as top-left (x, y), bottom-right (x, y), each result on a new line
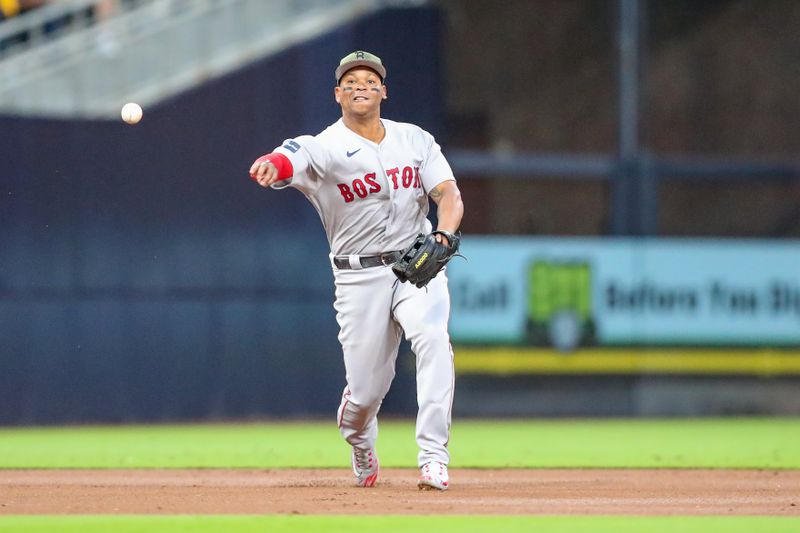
top-left (249, 157), bottom-right (280, 188)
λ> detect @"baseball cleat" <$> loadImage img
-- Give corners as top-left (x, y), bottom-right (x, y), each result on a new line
top-left (351, 447), bottom-right (379, 487)
top-left (417, 461), bottom-right (449, 491)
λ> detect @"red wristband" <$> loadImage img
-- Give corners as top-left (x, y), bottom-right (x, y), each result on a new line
top-left (251, 152), bottom-right (294, 181)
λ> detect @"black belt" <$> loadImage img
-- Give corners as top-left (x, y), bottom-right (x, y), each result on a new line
top-left (333, 251), bottom-right (402, 270)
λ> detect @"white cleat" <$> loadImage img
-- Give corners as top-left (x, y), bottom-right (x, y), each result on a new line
top-left (417, 461), bottom-right (449, 491)
top-left (351, 447), bottom-right (379, 487)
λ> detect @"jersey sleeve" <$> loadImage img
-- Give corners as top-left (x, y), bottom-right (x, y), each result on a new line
top-left (270, 135), bottom-right (327, 194)
top-left (419, 130), bottom-right (456, 194)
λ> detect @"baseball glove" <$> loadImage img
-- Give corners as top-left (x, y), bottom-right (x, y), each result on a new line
top-left (392, 230), bottom-right (461, 288)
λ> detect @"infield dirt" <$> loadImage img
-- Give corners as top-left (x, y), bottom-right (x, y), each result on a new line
top-left (1, 469), bottom-right (799, 515)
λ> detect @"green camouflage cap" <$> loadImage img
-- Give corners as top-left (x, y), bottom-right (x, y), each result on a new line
top-left (335, 50), bottom-right (386, 83)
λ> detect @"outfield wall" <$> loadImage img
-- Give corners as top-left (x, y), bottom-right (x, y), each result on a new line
top-left (448, 237), bottom-right (800, 417)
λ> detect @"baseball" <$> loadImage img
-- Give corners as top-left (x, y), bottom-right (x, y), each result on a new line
top-left (121, 102), bottom-right (143, 124)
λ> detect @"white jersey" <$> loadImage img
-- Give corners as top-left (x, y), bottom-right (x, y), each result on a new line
top-left (271, 118), bottom-right (455, 256)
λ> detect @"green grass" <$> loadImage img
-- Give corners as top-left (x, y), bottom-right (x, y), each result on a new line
top-left (0, 418), bottom-right (798, 469)
top-left (0, 516), bottom-right (798, 533)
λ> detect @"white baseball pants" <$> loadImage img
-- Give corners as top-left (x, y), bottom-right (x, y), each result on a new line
top-left (333, 263), bottom-right (454, 467)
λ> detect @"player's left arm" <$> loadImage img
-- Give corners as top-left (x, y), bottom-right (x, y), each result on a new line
top-left (429, 179), bottom-right (464, 246)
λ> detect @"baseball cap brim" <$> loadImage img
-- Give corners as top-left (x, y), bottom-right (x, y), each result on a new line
top-left (335, 52), bottom-right (387, 83)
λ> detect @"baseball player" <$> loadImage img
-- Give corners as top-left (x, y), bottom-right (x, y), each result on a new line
top-left (249, 51), bottom-right (464, 491)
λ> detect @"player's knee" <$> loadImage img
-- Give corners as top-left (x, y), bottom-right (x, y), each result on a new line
top-left (346, 391), bottom-right (387, 413)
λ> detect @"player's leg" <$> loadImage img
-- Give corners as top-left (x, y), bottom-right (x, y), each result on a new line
top-left (333, 267), bottom-right (402, 451)
top-left (392, 271), bottom-right (454, 470)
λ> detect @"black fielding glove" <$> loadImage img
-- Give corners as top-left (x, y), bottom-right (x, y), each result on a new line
top-left (392, 230), bottom-right (461, 288)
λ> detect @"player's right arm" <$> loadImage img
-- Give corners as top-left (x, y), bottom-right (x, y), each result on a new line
top-left (248, 136), bottom-right (326, 192)
top-left (249, 153), bottom-right (292, 187)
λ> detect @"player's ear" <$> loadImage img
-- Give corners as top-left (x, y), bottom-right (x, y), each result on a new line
top-left (381, 84), bottom-right (388, 100)
top-left (334, 85), bottom-right (342, 104)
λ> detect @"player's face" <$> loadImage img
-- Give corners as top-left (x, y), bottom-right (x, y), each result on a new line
top-left (335, 68), bottom-right (387, 117)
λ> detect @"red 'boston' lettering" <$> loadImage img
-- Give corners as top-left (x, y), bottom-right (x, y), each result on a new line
top-left (352, 179), bottom-right (368, 199)
top-left (414, 167), bottom-right (421, 188)
top-left (386, 167), bottom-right (400, 189)
top-left (402, 166), bottom-right (414, 188)
top-left (364, 173), bottom-right (381, 193)
top-left (337, 183), bottom-right (355, 203)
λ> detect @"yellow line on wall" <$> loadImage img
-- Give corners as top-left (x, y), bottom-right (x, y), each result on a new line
top-left (0, 0), bottom-right (20, 18)
top-left (454, 347), bottom-right (800, 376)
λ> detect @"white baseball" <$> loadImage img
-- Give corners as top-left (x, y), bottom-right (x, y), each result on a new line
top-left (121, 102), bottom-right (143, 124)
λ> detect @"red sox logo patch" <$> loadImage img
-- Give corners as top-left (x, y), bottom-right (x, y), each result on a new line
top-left (338, 165), bottom-right (421, 203)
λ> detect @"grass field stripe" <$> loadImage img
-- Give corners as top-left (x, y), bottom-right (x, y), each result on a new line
top-left (1, 515), bottom-right (799, 533)
top-left (453, 348), bottom-right (800, 375)
top-left (0, 419), bottom-right (798, 468)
